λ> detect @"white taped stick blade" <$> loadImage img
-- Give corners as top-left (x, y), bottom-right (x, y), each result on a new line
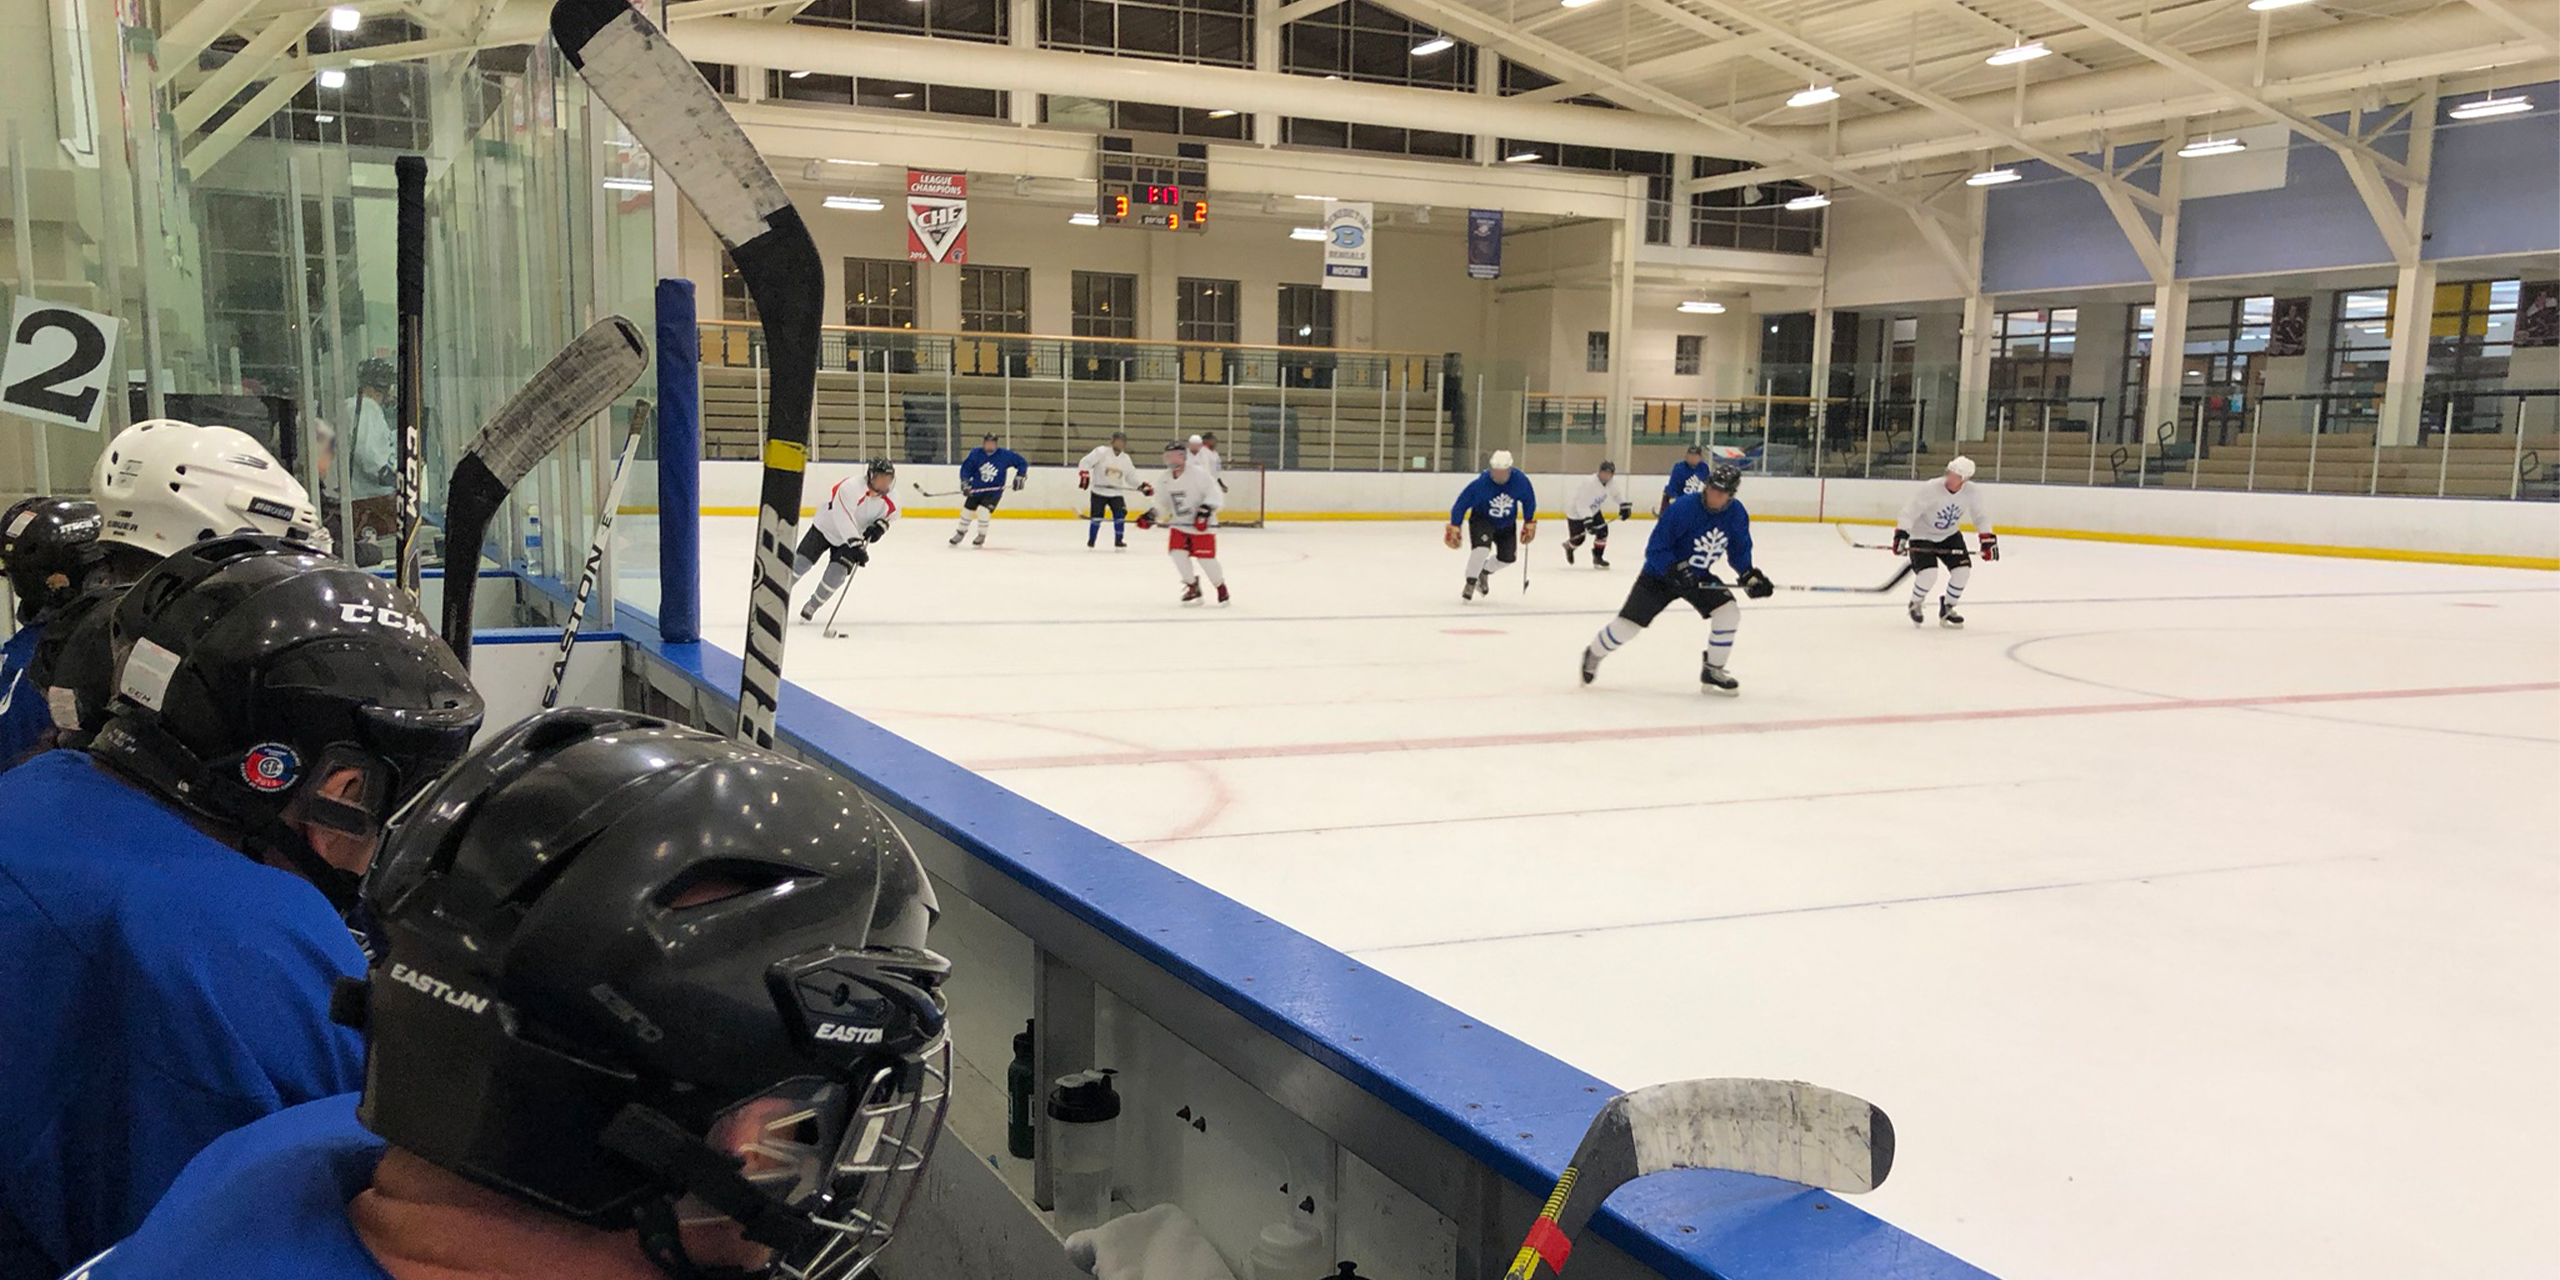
top-left (1618, 1078), bottom-right (1894, 1193)
top-left (557, 2), bottom-right (790, 248)
top-left (464, 316), bottom-right (648, 487)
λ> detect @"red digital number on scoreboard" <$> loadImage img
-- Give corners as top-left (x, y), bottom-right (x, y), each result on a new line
top-left (1145, 184), bottom-right (1181, 205)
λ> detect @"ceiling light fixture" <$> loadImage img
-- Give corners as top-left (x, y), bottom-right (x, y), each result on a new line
top-left (822, 195), bottom-right (883, 211)
top-left (1503, 150), bottom-right (1542, 162)
top-left (1560, 0), bottom-right (1603, 8)
top-left (2177, 137), bottom-right (2247, 157)
top-left (317, 68), bottom-right (348, 89)
top-left (824, 158), bottom-right (882, 166)
top-left (328, 6), bottom-right (361, 32)
top-left (2245, 0), bottom-right (2313, 10)
top-left (601, 177), bottom-right (654, 192)
top-left (1412, 36), bottom-right (1454, 56)
top-left (1208, 108), bottom-right (1237, 118)
top-left (891, 91), bottom-right (915, 99)
top-left (1293, 194), bottom-right (1336, 201)
top-left (1984, 42), bottom-right (2049, 66)
top-left (787, 70), bottom-right (811, 79)
top-left (1787, 84), bottom-right (1839, 108)
top-left (314, 113), bottom-right (336, 124)
top-left (1966, 167), bottom-right (2022, 186)
top-left (1676, 301), bottom-right (1726, 314)
top-left (1785, 192), bottom-right (1831, 211)
top-left (1290, 226), bottom-right (1327, 241)
top-left (1070, 211), bottom-right (1101, 226)
top-left (2449, 94), bottom-right (2534, 119)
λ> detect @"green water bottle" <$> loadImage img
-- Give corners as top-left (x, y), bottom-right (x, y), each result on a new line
top-left (1007, 1019), bottom-right (1035, 1159)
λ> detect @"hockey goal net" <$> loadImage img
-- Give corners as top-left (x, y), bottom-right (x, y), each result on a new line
top-left (1218, 461), bottom-right (1268, 528)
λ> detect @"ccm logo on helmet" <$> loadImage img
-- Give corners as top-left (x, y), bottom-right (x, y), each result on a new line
top-left (388, 963), bottom-right (492, 1016)
top-left (815, 1022), bottom-right (884, 1045)
top-left (339, 602), bottom-right (431, 637)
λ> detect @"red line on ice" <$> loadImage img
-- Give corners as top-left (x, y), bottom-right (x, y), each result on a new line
top-left (962, 680), bottom-right (2560, 772)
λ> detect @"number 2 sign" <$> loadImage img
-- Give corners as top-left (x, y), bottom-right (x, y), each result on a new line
top-left (3, 296), bottom-right (121, 431)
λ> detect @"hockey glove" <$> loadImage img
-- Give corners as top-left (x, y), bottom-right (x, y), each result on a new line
top-left (847, 542), bottom-right (871, 568)
top-left (862, 519), bottom-right (891, 543)
top-left (1078, 472), bottom-right (1091, 490)
top-left (1619, 503), bottom-right (1633, 520)
top-left (1137, 510), bottom-right (1157, 530)
top-left (1668, 559), bottom-right (1701, 591)
top-left (1012, 474), bottom-right (1027, 491)
top-left (1443, 525), bottom-right (1463, 550)
top-left (1520, 521), bottom-right (1537, 544)
top-left (1741, 568), bottom-right (1774, 599)
top-left (1891, 529), bottom-right (1909, 556)
top-left (1193, 513), bottom-right (1212, 533)
top-left (1140, 483), bottom-right (1156, 497)
top-left (1979, 533), bottom-right (2000, 562)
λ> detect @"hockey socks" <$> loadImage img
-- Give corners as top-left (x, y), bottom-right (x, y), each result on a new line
top-left (1465, 543), bottom-right (1493, 580)
top-left (1586, 616), bottom-right (1644, 663)
top-left (1198, 558), bottom-right (1226, 588)
top-left (1706, 599), bottom-right (1738, 669)
top-left (1945, 563), bottom-right (1970, 603)
top-left (1169, 549), bottom-right (1199, 584)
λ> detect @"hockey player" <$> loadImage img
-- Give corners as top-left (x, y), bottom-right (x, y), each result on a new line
top-left (1444, 449), bottom-right (1538, 601)
top-left (1137, 441), bottom-right (1228, 605)
top-left (1562, 461), bottom-right (1631, 569)
top-left (1893, 455), bottom-right (1998, 629)
top-left (0, 498), bottom-right (105, 768)
top-left (32, 418), bottom-right (326, 748)
top-left (951, 432), bottom-right (1029, 547)
top-left (70, 707), bottom-right (954, 1280)
top-left (1661, 444), bottom-right (1712, 512)
top-left (1579, 463), bottom-right (1775, 695)
top-left (1192, 431), bottom-right (1224, 477)
top-left (792, 459), bottom-right (898, 623)
top-left (1077, 430), bottom-right (1153, 549)
top-left (0, 535), bottom-right (481, 1280)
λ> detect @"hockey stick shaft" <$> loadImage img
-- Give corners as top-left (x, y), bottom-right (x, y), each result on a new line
top-left (1778, 563), bottom-right (1915, 594)
top-left (911, 483), bottom-right (962, 497)
top-left (554, 0), bottom-right (815, 749)
top-left (543, 403), bottom-right (649, 709)
top-left (393, 155), bottom-right (426, 597)
top-left (821, 567), bottom-right (855, 637)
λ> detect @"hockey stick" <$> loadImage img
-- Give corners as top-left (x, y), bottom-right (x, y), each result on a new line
top-left (911, 483), bottom-right (963, 498)
top-left (1776, 563), bottom-right (1916, 594)
top-left (1834, 522), bottom-right (1898, 551)
top-left (555, 0), bottom-right (819, 750)
top-left (1500, 1077), bottom-right (1893, 1280)
top-left (393, 155), bottom-right (426, 597)
top-left (437, 314), bottom-right (648, 667)
top-left (541, 399), bottom-right (650, 709)
top-left (820, 570), bottom-right (856, 639)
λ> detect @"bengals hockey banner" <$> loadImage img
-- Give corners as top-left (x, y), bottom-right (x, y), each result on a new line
top-left (1321, 201), bottom-right (1372, 293)
top-left (1467, 209), bottom-right (1502, 280)
top-left (2518, 281), bottom-right (2560, 349)
top-left (907, 170), bottom-right (968, 264)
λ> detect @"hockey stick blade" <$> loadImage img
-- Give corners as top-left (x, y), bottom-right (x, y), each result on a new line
top-left (438, 314), bottom-right (648, 667)
top-left (1501, 1077), bottom-right (1893, 1280)
top-left (543, 401), bottom-right (650, 709)
top-left (1834, 522), bottom-right (1896, 551)
top-left (555, 0), bottom-right (816, 749)
top-left (1778, 563), bottom-right (1916, 594)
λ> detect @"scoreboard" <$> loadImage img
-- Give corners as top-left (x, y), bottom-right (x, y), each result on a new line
top-left (1096, 133), bottom-right (1208, 232)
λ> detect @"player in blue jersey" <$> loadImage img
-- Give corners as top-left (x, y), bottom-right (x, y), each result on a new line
top-left (1443, 450), bottom-right (1539, 601)
top-left (67, 708), bottom-right (954, 1280)
top-left (1580, 463), bottom-right (1775, 694)
top-left (0, 498), bottom-right (107, 769)
top-left (0, 536), bottom-right (480, 1280)
top-left (1660, 444), bottom-right (1713, 512)
top-left (951, 432), bottom-right (1030, 547)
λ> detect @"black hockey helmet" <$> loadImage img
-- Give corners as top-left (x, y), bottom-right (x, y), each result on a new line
top-left (1685, 443), bottom-right (1705, 458)
top-left (1706, 463), bottom-right (1742, 493)
top-left (1596, 460), bottom-right (1616, 475)
top-left (88, 535), bottom-right (484, 906)
top-left (358, 357), bottom-right (396, 393)
top-left (352, 708), bottom-right (949, 1280)
top-left (0, 497), bottom-right (108, 624)
top-left (864, 458), bottom-right (895, 485)
top-left (28, 586), bottom-right (121, 745)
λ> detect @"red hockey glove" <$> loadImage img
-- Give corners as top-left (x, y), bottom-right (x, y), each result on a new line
top-left (1078, 472), bottom-right (1091, 490)
top-left (1137, 510), bottom-right (1156, 530)
top-left (1193, 514), bottom-right (1211, 533)
top-left (1520, 521), bottom-right (1538, 544)
top-left (1140, 483), bottom-right (1155, 497)
top-left (1891, 529), bottom-right (1909, 556)
top-left (1979, 533), bottom-right (2000, 562)
top-left (1443, 525), bottom-right (1463, 550)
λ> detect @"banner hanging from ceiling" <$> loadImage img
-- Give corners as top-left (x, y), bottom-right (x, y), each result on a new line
top-left (1467, 209), bottom-right (1502, 280)
top-left (907, 170), bottom-right (969, 264)
top-left (1321, 201), bottom-right (1372, 292)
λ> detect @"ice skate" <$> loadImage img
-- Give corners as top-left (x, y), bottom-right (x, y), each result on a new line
top-left (796, 599), bottom-right (818, 623)
top-left (1564, 540), bottom-right (1577, 565)
top-left (1180, 581), bottom-right (1203, 606)
top-left (1580, 648), bottom-right (1602, 686)
top-left (1940, 601), bottom-right (1965, 629)
top-left (1700, 658), bottom-right (1740, 695)
top-left (972, 530), bottom-right (987, 547)
top-left (1592, 549), bottom-right (1610, 569)
top-left (1215, 584), bottom-right (1231, 606)
top-left (1908, 598), bottom-right (1925, 627)
top-left (1462, 575), bottom-right (1478, 602)
top-left (948, 529), bottom-right (965, 546)
top-left (1476, 569), bottom-right (1493, 597)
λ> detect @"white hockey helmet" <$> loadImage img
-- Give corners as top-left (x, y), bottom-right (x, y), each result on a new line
top-left (1946, 455), bottom-right (1977, 481)
top-left (1489, 449), bottom-right (1516, 471)
top-left (93, 418), bottom-right (330, 556)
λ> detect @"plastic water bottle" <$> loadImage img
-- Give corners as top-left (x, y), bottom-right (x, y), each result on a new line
top-left (1047, 1068), bottom-right (1121, 1236)
top-left (1244, 1218), bottom-right (1325, 1280)
top-left (525, 504), bottom-right (543, 564)
top-left (1007, 1020), bottom-right (1035, 1160)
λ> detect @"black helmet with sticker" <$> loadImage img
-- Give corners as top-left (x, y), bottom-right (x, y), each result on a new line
top-left (0, 497), bottom-right (107, 624)
top-left (1706, 463), bottom-right (1742, 493)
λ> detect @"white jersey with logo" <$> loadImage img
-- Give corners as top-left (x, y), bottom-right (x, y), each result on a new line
top-left (813, 480), bottom-right (900, 546)
top-left (1079, 446), bottom-right (1147, 497)
top-left (1191, 445), bottom-right (1222, 478)
top-left (1566, 476), bottom-right (1623, 520)
top-left (1149, 464), bottom-right (1220, 529)
top-left (1897, 479), bottom-right (1994, 541)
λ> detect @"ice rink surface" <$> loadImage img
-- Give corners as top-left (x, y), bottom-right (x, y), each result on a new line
top-left (696, 511), bottom-right (2558, 1280)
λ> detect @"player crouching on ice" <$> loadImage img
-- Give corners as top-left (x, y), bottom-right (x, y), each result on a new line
top-left (1893, 455), bottom-right (1997, 629)
top-left (1562, 461), bottom-right (1630, 569)
top-left (1445, 450), bottom-right (1537, 600)
top-left (1138, 442), bottom-right (1228, 606)
top-left (794, 459), bottom-right (899, 625)
top-left (1580, 463), bottom-right (1774, 694)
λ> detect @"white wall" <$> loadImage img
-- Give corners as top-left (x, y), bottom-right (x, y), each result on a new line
top-left (696, 461), bottom-right (2560, 560)
top-left (1820, 191), bottom-right (1968, 310)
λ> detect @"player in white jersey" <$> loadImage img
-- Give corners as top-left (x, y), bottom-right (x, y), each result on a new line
top-left (1077, 431), bottom-right (1154, 549)
top-left (792, 458), bottom-right (900, 623)
top-left (1893, 455), bottom-right (1998, 628)
top-left (1139, 442), bottom-right (1228, 606)
top-left (1187, 432), bottom-right (1223, 478)
top-left (1562, 461), bottom-right (1631, 569)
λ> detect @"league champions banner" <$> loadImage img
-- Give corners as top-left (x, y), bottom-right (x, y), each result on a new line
top-left (1467, 209), bottom-right (1502, 280)
top-left (1321, 201), bottom-right (1372, 292)
top-left (906, 170), bottom-right (969, 264)
top-left (2518, 281), bottom-right (2560, 349)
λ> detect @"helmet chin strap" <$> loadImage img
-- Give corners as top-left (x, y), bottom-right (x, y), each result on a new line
top-left (632, 1198), bottom-right (759, 1280)
top-left (246, 817), bottom-right (363, 914)
top-left (604, 1104), bottom-right (828, 1276)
